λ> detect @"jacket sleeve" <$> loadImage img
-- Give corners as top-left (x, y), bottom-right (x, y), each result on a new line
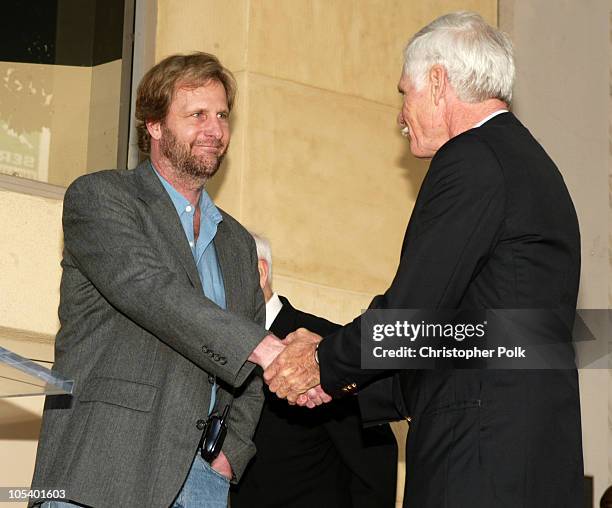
top-left (221, 242), bottom-right (266, 483)
top-left (318, 134), bottom-right (506, 397)
top-left (62, 173), bottom-right (268, 387)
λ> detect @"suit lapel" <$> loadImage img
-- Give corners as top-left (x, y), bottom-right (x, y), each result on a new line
top-left (213, 219), bottom-right (239, 312)
top-left (134, 161), bottom-right (203, 292)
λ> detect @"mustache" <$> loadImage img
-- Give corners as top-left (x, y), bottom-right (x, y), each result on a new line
top-left (192, 140), bottom-right (222, 148)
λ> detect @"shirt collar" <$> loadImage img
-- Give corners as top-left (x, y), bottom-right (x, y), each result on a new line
top-left (473, 109), bottom-right (509, 128)
top-left (150, 161), bottom-right (222, 226)
top-left (265, 292), bottom-right (283, 330)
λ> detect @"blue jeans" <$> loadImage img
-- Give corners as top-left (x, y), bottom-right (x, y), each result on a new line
top-left (172, 453), bottom-right (230, 508)
top-left (41, 454), bottom-right (230, 508)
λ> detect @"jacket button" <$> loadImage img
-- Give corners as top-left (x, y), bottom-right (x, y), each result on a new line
top-left (196, 419), bottom-right (206, 430)
top-left (213, 354), bottom-right (220, 361)
top-left (208, 375), bottom-right (215, 384)
top-left (201, 345), bottom-right (208, 353)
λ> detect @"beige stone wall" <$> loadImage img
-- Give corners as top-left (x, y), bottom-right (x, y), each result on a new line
top-left (156, 1), bottom-right (496, 505)
top-left (156, 0), bottom-right (496, 313)
top-left (0, 191), bottom-right (63, 334)
top-left (0, 2), bottom-right (502, 505)
top-left (500, 0), bottom-right (611, 501)
top-left (0, 190), bottom-right (62, 508)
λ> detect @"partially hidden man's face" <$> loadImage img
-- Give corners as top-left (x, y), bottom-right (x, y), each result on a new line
top-left (397, 72), bottom-right (446, 159)
top-left (160, 80), bottom-right (230, 180)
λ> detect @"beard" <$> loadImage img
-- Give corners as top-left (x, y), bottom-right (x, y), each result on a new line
top-left (160, 124), bottom-right (226, 181)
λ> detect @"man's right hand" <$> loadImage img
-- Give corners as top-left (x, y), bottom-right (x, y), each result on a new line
top-left (248, 334), bottom-right (284, 369)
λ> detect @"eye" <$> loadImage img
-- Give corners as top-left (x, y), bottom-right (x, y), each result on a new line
top-left (217, 112), bottom-right (229, 120)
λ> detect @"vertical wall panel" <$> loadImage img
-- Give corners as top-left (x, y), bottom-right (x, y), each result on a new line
top-left (155, 2), bottom-right (497, 505)
top-left (500, 0), bottom-right (610, 500)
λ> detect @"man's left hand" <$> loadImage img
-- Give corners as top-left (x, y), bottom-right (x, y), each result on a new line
top-left (264, 328), bottom-right (329, 404)
top-left (210, 451), bottom-right (233, 481)
top-left (298, 385), bottom-right (333, 408)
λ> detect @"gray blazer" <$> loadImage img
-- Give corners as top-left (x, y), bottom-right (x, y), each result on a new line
top-left (30, 161), bottom-right (267, 508)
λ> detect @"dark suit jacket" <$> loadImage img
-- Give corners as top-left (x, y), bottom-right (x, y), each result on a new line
top-left (30, 161), bottom-right (268, 508)
top-left (231, 296), bottom-right (397, 508)
top-left (318, 113), bottom-right (584, 507)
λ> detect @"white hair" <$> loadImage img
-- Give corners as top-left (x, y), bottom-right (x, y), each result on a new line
top-left (403, 11), bottom-right (515, 104)
top-left (249, 231), bottom-right (272, 285)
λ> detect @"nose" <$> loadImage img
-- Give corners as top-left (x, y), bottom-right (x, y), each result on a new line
top-left (203, 115), bottom-right (223, 140)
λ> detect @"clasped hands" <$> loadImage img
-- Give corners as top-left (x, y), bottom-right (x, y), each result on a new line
top-left (253, 329), bottom-right (332, 408)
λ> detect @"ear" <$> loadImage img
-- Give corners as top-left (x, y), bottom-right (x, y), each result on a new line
top-left (146, 119), bottom-right (163, 141)
top-left (257, 259), bottom-right (269, 291)
top-left (429, 65), bottom-right (448, 106)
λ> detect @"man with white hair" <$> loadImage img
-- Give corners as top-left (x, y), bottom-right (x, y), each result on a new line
top-left (265, 11), bottom-right (583, 507)
top-left (231, 233), bottom-right (397, 508)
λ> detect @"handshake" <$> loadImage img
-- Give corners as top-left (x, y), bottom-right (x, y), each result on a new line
top-left (249, 329), bottom-right (333, 408)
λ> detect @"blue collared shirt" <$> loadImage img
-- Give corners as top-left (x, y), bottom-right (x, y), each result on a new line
top-left (152, 164), bottom-right (225, 413)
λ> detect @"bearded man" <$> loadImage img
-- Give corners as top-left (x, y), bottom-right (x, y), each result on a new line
top-left (29, 52), bottom-right (293, 508)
